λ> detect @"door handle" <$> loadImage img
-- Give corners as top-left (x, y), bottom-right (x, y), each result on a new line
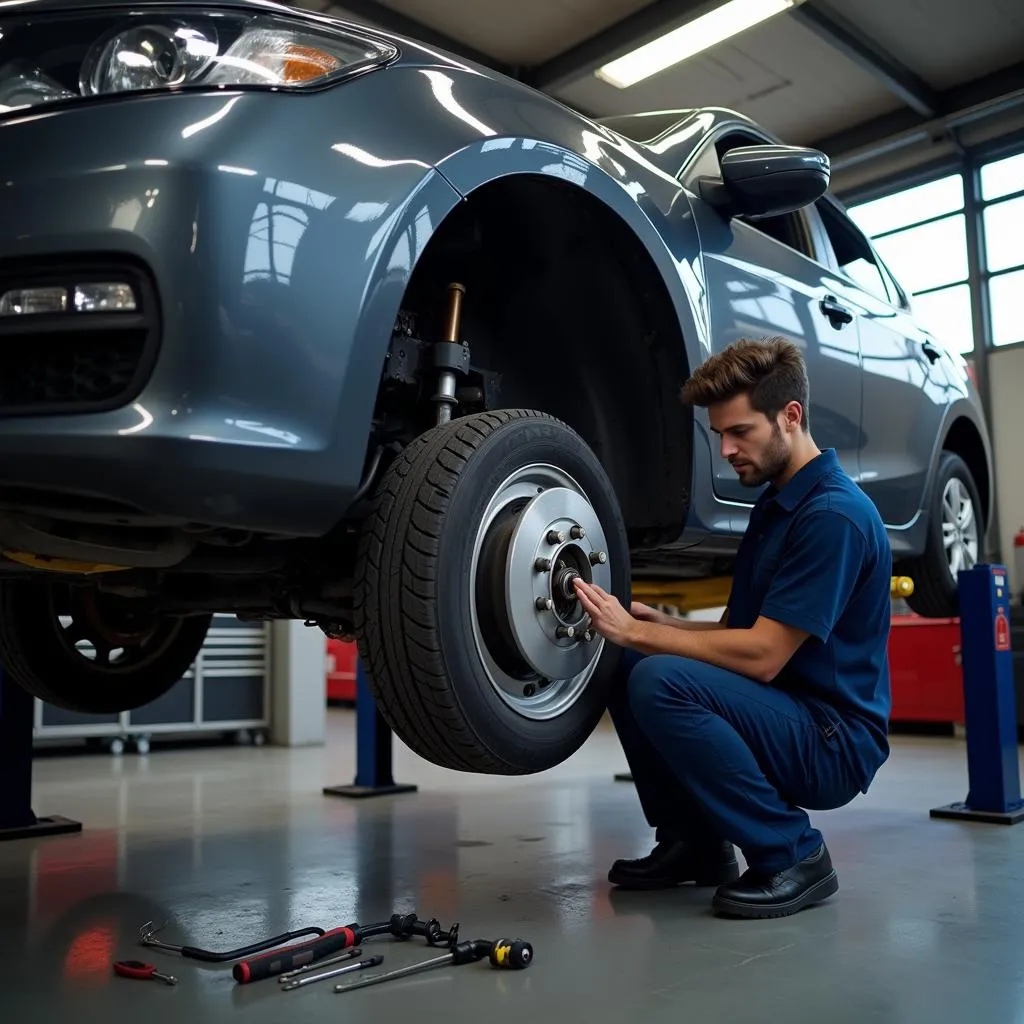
top-left (921, 339), bottom-right (942, 364)
top-left (819, 294), bottom-right (854, 329)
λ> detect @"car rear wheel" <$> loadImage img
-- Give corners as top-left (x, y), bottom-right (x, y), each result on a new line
top-left (0, 579), bottom-right (212, 714)
top-left (901, 451), bottom-right (984, 618)
top-left (352, 409), bottom-right (631, 775)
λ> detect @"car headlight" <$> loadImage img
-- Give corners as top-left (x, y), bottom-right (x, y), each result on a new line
top-left (0, 6), bottom-right (397, 116)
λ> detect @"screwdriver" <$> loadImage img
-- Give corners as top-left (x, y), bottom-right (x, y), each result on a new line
top-left (334, 937), bottom-right (533, 994)
top-left (233, 925), bottom-right (358, 983)
top-left (281, 955), bottom-right (383, 991)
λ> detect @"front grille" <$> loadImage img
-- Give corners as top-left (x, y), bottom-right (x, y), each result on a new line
top-left (0, 257), bottom-right (160, 415)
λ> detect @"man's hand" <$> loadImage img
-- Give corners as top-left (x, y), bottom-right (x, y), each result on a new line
top-left (630, 602), bottom-right (670, 626)
top-left (573, 579), bottom-right (639, 646)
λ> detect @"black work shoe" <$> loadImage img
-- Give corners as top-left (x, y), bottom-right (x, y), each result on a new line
top-left (711, 844), bottom-right (838, 919)
top-left (608, 839), bottom-right (740, 890)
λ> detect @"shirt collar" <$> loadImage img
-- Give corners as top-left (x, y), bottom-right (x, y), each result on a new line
top-left (762, 448), bottom-right (840, 512)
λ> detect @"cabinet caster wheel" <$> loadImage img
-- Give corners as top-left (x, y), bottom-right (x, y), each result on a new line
top-left (135, 738), bottom-right (150, 755)
top-left (109, 738), bottom-right (125, 757)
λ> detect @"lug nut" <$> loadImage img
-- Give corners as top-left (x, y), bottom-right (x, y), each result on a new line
top-left (547, 530), bottom-right (566, 544)
top-left (556, 625), bottom-right (575, 639)
top-left (570, 525), bottom-right (586, 539)
top-left (535, 557), bottom-right (551, 572)
top-left (523, 683), bottom-right (536, 697)
top-left (535, 596), bottom-right (553, 611)
top-left (583, 630), bottom-right (593, 642)
top-left (589, 550), bottom-right (607, 565)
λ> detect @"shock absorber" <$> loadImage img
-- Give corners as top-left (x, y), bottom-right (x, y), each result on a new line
top-left (432, 282), bottom-right (471, 424)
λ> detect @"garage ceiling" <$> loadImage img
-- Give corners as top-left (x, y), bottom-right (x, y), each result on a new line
top-left (299, 0), bottom-right (1024, 182)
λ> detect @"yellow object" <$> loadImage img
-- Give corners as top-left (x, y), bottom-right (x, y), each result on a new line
top-left (2, 551), bottom-right (131, 574)
top-left (631, 576), bottom-right (733, 612)
top-left (632, 574), bottom-right (915, 612)
top-left (282, 45), bottom-right (341, 82)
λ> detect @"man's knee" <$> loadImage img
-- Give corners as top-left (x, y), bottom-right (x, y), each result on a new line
top-left (627, 654), bottom-right (710, 727)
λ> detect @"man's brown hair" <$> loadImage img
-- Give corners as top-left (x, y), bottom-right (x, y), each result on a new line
top-left (680, 336), bottom-right (810, 431)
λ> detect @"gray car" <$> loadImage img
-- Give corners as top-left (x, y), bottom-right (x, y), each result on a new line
top-left (0, 0), bottom-right (991, 773)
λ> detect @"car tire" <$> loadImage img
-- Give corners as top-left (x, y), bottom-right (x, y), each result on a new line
top-left (900, 451), bottom-right (984, 619)
top-left (352, 409), bottom-right (631, 775)
top-left (0, 579), bottom-right (212, 714)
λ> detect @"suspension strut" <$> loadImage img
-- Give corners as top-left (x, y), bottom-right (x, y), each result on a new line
top-left (432, 282), bottom-right (471, 424)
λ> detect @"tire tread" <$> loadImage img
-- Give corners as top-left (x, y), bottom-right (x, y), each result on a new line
top-left (353, 409), bottom-right (567, 773)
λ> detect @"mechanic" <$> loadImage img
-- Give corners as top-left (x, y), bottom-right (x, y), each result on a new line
top-left (573, 336), bottom-right (892, 920)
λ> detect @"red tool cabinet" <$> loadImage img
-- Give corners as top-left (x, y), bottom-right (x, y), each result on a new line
top-left (887, 614), bottom-right (965, 725)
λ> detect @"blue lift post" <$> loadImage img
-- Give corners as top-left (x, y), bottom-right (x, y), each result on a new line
top-left (323, 656), bottom-right (418, 800)
top-left (0, 666), bottom-right (82, 842)
top-left (931, 563), bottom-right (1024, 825)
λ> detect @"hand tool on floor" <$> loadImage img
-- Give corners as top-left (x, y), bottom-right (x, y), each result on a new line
top-left (139, 920), bottom-right (327, 963)
top-left (357, 913), bottom-right (460, 948)
top-left (232, 912), bottom-right (459, 983)
top-left (278, 946), bottom-right (363, 983)
top-left (334, 937), bottom-right (533, 994)
top-left (281, 955), bottom-right (383, 991)
top-left (233, 925), bottom-right (360, 983)
top-left (113, 960), bottom-right (178, 986)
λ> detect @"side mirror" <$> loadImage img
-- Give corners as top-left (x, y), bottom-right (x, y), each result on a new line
top-left (700, 144), bottom-right (830, 219)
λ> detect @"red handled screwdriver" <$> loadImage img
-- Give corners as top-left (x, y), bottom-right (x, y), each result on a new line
top-left (114, 960), bottom-right (178, 986)
top-left (233, 925), bottom-right (359, 984)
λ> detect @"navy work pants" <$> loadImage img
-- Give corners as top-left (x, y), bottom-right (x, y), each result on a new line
top-left (607, 648), bottom-right (863, 873)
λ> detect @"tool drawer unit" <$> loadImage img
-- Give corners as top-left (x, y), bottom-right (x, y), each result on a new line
top-left (32, 615), bottom-right (271, 752)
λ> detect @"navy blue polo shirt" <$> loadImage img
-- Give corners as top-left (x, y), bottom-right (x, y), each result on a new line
top-left (727, 448), bottom-right (892, 791)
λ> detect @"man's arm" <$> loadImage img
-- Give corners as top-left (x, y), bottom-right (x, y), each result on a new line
top-left (575, 507), bottom-right (869, 682)
top-left (628, 508), bottom-right (870, 681)
top-left (631, 604), bottom-right (730, 632)
top-left (627, 615), bottom-right (808, 683)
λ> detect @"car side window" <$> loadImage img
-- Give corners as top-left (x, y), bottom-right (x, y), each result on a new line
top-left (816, 199), bottom-right (892, 304)
top-left (681, 132), bottom-right (816, 260)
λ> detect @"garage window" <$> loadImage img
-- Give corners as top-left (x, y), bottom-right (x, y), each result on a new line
top-left (979, 151), bottom-right (1024, 348)
top-left (847, 173), bottom-right (975, 355)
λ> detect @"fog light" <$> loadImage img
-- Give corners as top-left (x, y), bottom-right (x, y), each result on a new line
top-left (74, 282), bottom-right (137, 312)
top-left (0, 286), bottom-right (68, 315)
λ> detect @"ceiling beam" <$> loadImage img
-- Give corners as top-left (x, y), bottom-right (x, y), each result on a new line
top-left (811, 59), bottom-right (1024, 167)
top-left (788, 1), bottom-right (939, 117)
top-left (524, 0), bottom-right (720, 93)
top-left (328, 1), bottom-right (517, 76)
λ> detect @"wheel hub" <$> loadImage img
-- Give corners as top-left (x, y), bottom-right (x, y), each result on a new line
top-left (505, 485), bottom-right (611, 680)
top-left (941, 476), bottom-right (978, 579)
top-left (470, 463), bottom-right (611, 720)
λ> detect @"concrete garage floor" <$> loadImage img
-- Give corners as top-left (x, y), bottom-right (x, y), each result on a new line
top-left (3, 711), bottom-right (1024, 1024)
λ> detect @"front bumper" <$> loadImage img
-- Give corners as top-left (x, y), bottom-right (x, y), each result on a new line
top-left (0, 85), bottom-right (447, 536)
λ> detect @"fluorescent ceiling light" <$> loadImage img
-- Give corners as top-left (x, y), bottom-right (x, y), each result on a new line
top-left (596, 0), bottom-right (800, 89)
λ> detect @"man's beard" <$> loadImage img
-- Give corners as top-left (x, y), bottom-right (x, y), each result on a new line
top-left (737, 422), bottom-right (790, 487)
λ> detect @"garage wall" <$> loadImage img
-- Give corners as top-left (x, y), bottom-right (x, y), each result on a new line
top-left (988, 345), bottom-right (1024, 594)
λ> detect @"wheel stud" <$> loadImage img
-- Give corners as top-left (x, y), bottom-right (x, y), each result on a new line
top-left (556, 625), bottom-right (575, 639)
top-left (589, 550), bottom-right (607, 565)
top-left (535, 557), bottom-right (551, 572)
top-left (547, 530), bottom-right (566, 544)
top-left (535, 596), bottom-right (553, 611)
top-left (570, 525), bottom-right (586, 539)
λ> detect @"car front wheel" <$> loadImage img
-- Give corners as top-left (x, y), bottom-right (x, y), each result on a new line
top-left (352, 409), bottom-right (631, 775)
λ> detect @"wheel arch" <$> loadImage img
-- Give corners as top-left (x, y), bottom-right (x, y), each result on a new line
top-left (380, 154), bottom-right (705, 547)
top-left (940, 412), bottom-right (992, 531)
